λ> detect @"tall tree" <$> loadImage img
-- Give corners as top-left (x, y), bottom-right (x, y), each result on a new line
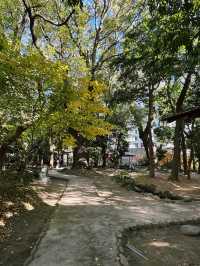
top-left (113, 0), bottom-right (200, 178)
top-left (0, 1), bottom-right (112, 169)
top-left (146, 0), bottom-right (199, 180)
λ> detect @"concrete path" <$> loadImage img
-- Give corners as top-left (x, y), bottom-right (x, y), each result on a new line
top-left (27, 170), bottom-right (200, 266)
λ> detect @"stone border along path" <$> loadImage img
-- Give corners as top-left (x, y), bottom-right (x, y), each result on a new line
top-left (113, 174), bottom-right (200, 202)
top-left (116, 218), bottom-right (200, 266)
top-left (25, 170), bottom-right (200, 266)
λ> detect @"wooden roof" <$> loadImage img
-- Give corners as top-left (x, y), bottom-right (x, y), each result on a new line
top-left (163, 107), bottom-right (200, 123)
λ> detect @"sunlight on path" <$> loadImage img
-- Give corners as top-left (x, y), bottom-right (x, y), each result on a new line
top-left (27, 170), bottom-right (200, 266)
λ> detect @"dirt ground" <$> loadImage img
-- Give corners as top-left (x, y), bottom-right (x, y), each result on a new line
top-left (1, 168), bottom-right (200, 266)
top-left (61, 167), bottom-right (200, 200)
top-left (131, 170), bottom-right (200, 200)
top-left (0, 175), bottom-right (67, 266)
top-left (123, 223), bottom-right (200, 266)
top-left (27, 169), bottom-right (200, 266)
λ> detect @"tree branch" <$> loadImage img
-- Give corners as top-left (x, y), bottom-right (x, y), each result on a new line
top-left (34, 9), bottom-right (75, 27)
top-left (176, 72), bottom-right (192, 112)
top-left (21, 0), bottom-right (76, 48)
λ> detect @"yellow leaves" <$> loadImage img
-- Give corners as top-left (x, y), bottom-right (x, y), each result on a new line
top-left (51, 61), bottom-right (68, 86)
top-left (9, 49), bottom-right (69, 88)
top-left (194, 0), bottom-right (200, 10)
top-left (81, 121), bottom-right (113, 140)
top-left (67, 77), bottom-right (109, 116)
top-left (68, 100), bottom-right (82, 110)
top-left (45, 76), bottom-right (112, 144)
top-left (55, 61), bottom-right (69, 74)
top-left (89, 80), bottom-right (107, 93)
top-left (0, 35), bottom-right (8, 51)
top-left (1, 31), bottom-right (112, 147)
top-left (45, 45), bottom-right (57, 57)
top-left (75, 7), bottom-right (89, 28)
top-left (178, 45), bottom-right (186, 54)
top-left (0, 38), bottom-right (69, 88)
top-left (50, 75), bottom-right (113, 143)
top-left (57, 26), bottom-right (69, 40)
top-left (63, 135), bottom-right (76, 148)
top-left (78, 77), bottom-right (107, 99)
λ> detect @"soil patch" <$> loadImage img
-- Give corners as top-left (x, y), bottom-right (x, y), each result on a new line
top-left (131, 171), bottom-right (200, 200)
top-left (0, 173), bottom-right (66, 266)
top-left (113, 174), bottom-right (185, 201)
top-left (122, 223), bottom-right (200, 266)
top-left (60, 168), bottom-right (200, 200)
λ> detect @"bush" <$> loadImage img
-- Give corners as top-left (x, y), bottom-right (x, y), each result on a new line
top-left (112, 174), bottom-right (183, 201)
top-left (160, 160), bottom-right (173, 170)
top-left (137, 158), bottom-right (149, 167)
top-left (0, 169), bottom-right (39, 185)
top-left (156, 145), bottom-right (167, 162)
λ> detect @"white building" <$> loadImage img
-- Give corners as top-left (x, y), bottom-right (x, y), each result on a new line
top-left (127, 127), bottom-right (144, 150)
top-left (121, 126), bottom-right (146, 167)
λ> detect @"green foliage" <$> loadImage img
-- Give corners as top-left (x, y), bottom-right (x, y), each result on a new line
top-left (154, 126), bottom-right (174, 143)
top-left (156, 145), bottom-right (167, 162)
top-left (0, 37), bottom-right (68, 143)
top-left (0, 0), bottom-right (199, 173)
top-left (0, 0), bottom-right (113, 167)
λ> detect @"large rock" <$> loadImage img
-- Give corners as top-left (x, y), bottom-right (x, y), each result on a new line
top-left (180, 225), bottom-right (200, 236)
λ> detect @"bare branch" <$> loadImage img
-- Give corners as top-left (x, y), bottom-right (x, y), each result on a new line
top-left (66, 23), bottom-right (90, 68)
top-left (34, 9), bottom-right (75, 27)
top-left (21, 0), bottom-right (76, 48)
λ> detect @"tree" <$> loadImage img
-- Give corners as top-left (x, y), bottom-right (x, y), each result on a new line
top-left (146, 0), bottom-right (200, 180)
top-left (7, 0), bottom-right (83, 48)
top-left (0, 5), bottom-right (112, 170)
top-left (113, 5), bottom-right (166, 177)
top-left (65, 0), bottom-right (136, 77)
top-left (113, 0), bottom-right (200, 179)
top-left (0, 35), bottom-right (70, 167)
top-left (53, 0), bottom-right (136, 166)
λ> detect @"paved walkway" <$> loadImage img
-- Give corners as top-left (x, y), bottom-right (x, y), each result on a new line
top-left (27, 170), bottom-right (200, 266)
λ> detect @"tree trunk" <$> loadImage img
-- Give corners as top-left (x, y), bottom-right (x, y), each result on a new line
top-left (0, 126), bottom-right (27, 169)
top-left (181, 131), bottom-right (188, 175)
top-left (192, 159), bottom-right (196, 172)
top-left (171, 72), bottom-right (192, 181)
top-left (49, 132), bottom-right (54, 168)
top-left (138, 128), bottom-right (149, 160)
top-left (197, 157), bottom-right (200, 174)
top-left (72, 146), bottom-right (80, 168)
top-left (102, 145), bottom-right (107, 168)
top-left (147, 87), bottom-right (155, 178)
top-left (148, 127), bottom-right (155, 178)
top-left (0, 144), bottom-right (8, 169)
top-left (171, 119), bottom-right (183, 181)
top-left (86, 151), bottom-right (90, 167)
top-left (191, 120), bottom-right (196, 172)
top-left (187, 145), bottom-right (194, 180)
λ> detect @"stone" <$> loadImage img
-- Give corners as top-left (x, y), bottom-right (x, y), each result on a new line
top-left (134, 186), bottom-right (142, 193)
top-left (120, 254), bottom-right (129, 266)
top-left (183, 196), bottom-right (193, 202)
top-left (117, 232), bottom-right (122, 238)
top-left (119, 246), bottom-right (124, 253)
top-left (180, 225), bottom-right (200, 236)
top-left (153, 195), bottom-right (160, 200)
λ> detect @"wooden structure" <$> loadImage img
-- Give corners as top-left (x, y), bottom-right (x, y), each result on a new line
top-left (163, 107), bottom-right (200, 123)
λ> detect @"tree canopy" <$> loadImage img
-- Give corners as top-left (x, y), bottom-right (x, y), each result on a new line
top-left (0, 0), bottom-right (199, 178)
